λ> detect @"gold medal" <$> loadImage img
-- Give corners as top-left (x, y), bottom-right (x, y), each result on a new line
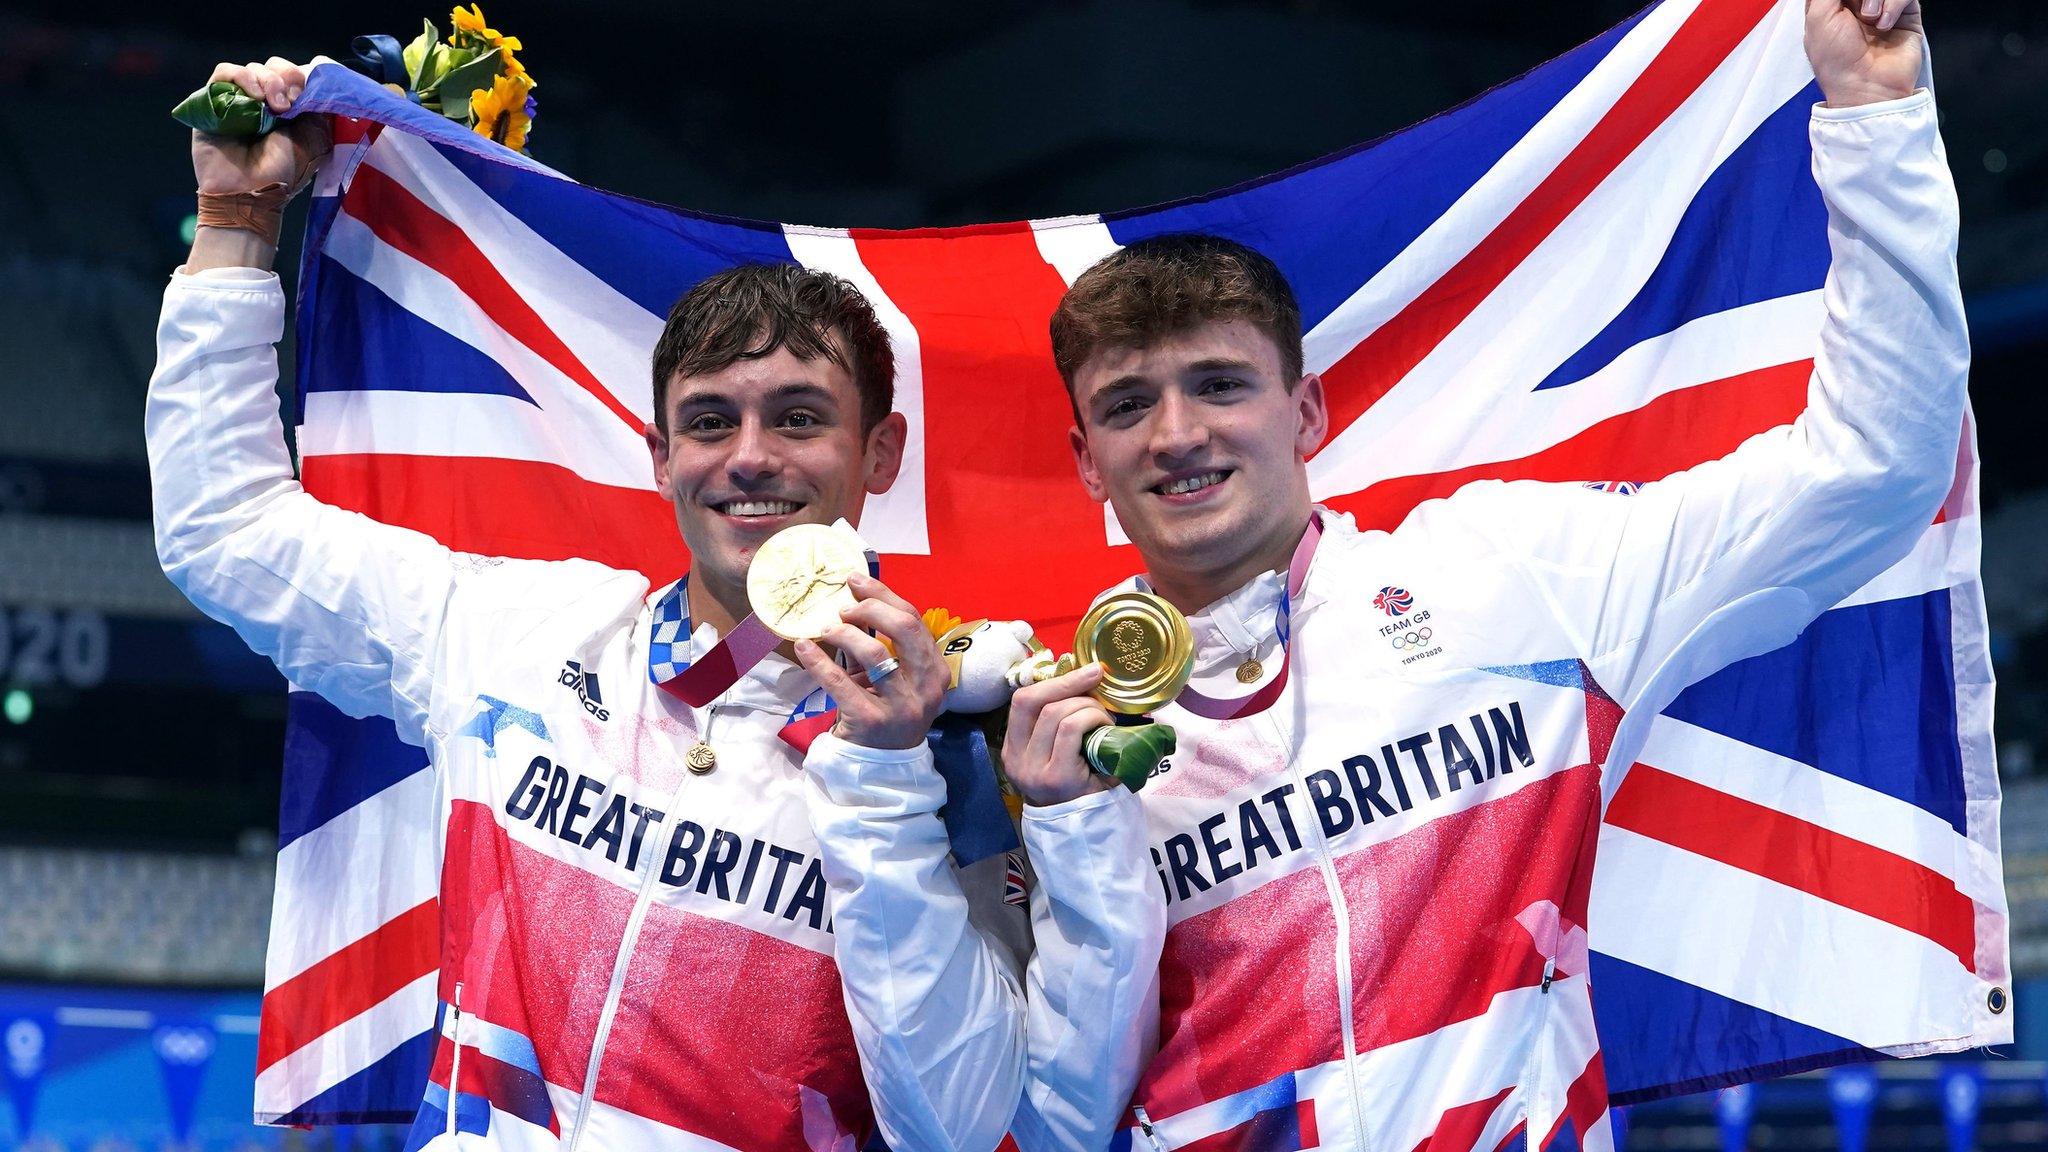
top-left (1235, 657), bottom-right (1264, 684)
top-left (746, 523), bottom-right (868, 641)
top-left (685, 742), bottom-right (717, 775)
top-left (1073, 592), bottom-right (1195, 714)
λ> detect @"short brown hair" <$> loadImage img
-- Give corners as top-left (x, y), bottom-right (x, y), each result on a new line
top-left (1050, 234), bottom-right (1304, 398)
top-left (651, 263), bottom-right (895, 433)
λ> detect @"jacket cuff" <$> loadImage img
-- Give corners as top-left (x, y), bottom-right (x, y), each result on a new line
top-left (1810, 87), bottom-right (1930, 124)
top-left (171, 265), bottom-right (284, 289)
top-left (1021, 781), bottom-right (1128, 825)
top-left (804, 731), bottom-right (939, 803)
top-left (1022, 785), bottom-right (1147, 875)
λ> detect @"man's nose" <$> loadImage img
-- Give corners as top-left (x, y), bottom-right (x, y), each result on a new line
top-left (725, 418), bottom-right (782, 484)
top-left (1149, 391), bottom-right (1210, 459)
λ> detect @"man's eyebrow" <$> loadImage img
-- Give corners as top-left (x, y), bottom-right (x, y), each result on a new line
top-left (1183, 357), bottom-right (1259, 375)
top-left (766, 381), bottom-right (839, 404)
top-left (670, 379), bottom-right (839, 409)
top-left (1084, 374), bottom-right (1149, 408)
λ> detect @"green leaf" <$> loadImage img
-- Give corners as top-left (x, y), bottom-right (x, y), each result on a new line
top-left (170, 81), bottom-right (275, 137)
top-left (1086, 722), bottom-right (1175, 794)
top-left (402, 18), bottom-right (440, 89)
top-left (434, 47), bottom-right (502, 122)
top-left (419, 42), bottom-right (454, 94)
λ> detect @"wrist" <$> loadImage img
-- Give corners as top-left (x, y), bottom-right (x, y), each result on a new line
top-left (828, 718), bottom-right (926, 752)
top-left (1818, 79), bottom-right (1917, 109)
top-left (185, 225), bottom-right (277, 273)
top-left (1020, 771), bottom-right (1112, 808)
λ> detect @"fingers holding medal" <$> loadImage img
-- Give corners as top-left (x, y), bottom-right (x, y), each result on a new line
top-left (791, 573), bottom-right (950, 752)
top-left (1007, 593), bottom-right (1194, 803)
top-left (1003, 661), bottom-right (1117, 807)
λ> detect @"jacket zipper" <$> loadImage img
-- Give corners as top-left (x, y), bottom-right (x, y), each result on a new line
top-left (1255, 704), bottom-right (1372, 1152)
top-left (447, 981), bottom-right (464, 1138)
top-left (562, 706), bottom-right (723, 1151)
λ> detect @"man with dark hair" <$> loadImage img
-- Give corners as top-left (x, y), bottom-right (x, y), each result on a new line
top-left (653, 262), bottom-right (900, 435)
top-left (149, 57), bottom-right (1159, 1152)
top-left (1006, 2), bottom-right (1967, 1147)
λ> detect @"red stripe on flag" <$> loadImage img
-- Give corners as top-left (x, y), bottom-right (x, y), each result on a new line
top-left (1315, 0), bottom-right (1778, 436)
top-left (1537, 1049), bottom-right (1609, 1150)
top-left (1605, 765), bottom-right (1979, 971)
top-left (1935, 409), bottom-right (1974, 526)
top-left (342, 163), bottom-right (645, 433)
top-left (302, 453), bottom-right (684, 582)
top-left (851, 226), bottom-right (1134, 646)
top-left (1327, 359), bottom-right (1811, 532)
top-left (1411, 1086), bottom-right (1514, 1152)
top-left (329, 117), bottom-right (378, 148)
top-left (256, 897), bottom-right (440, 1074)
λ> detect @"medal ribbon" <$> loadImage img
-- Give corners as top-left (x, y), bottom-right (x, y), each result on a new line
top-left (652, 546), bottom-right (880, 716)
top-left (653, 600), bottom-right (841, 755)
top-left (655, 613), bottom-right (786, 708)
top-left (1170, 513), bottom-right (1323, 721)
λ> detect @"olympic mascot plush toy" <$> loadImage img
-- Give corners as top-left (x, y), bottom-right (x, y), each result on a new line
top-left (921, 610), bottom-right (1173, 795)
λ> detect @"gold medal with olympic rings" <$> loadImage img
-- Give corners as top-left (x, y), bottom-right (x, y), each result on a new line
top-left (1072, 592), bottom-right (1196, 714)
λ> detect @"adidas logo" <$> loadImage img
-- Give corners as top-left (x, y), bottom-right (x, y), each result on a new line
top-left (558, 660), bottom-right (610, 722)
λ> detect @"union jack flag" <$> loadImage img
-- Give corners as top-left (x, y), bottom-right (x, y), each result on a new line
top-left (1004, 850), bottom-right (1030, 909)
top-left (1373, 588), bottom-right (1415, 617)
top-left (254, 0), bottom-right (2007, 1129)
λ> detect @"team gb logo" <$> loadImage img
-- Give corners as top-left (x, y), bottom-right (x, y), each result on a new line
top-left (1374, 587), bottom-right (1414, 617)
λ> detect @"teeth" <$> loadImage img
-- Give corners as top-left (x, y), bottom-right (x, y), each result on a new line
top-left (722, 500), bottom-right (799, 516)
top-left (1162, 471), bottom-right (1227, 496)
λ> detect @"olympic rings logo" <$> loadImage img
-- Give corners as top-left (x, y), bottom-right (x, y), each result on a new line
top-left (1390, 627), bottom-right (1433, 650)
top-left (153, 1027), bottom-right (215, 1066)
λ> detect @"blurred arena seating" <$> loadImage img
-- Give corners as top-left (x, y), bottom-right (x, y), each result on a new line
top-left (2005, 778), bottom-right (2048, 977)
top-left (0, 515), bottom-right (197, 618)
top-left (0, 847), bottom-right (271, 986)
top-left (0, 258), bottom-right (160, 467)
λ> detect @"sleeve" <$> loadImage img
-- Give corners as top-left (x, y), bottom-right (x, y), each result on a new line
top-left (1431, 90), bottom-right (1968, 716)
top-left (148, 267), bottom-right (469, 744)
top-left (1010, 785), bottom-right (1166, 1152)
top-left (800, 732), bottom-right (1026, 1152)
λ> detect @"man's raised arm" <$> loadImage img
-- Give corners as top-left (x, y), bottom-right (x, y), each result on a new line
top-left (153, 58), bottom-right (463, 743)
top-left (1419, 0), bottom-right (1966, 717)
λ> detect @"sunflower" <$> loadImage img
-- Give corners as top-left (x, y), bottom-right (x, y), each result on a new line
top-left (922, 607), bottom-right (965, 640)
top-left (469, 71), bottom-right (535, 152)
top-left (449, 4), bottom-right (523, 54)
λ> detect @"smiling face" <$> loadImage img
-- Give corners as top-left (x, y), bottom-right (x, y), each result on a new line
top-left (645, 341), bottom-right (904, 622)
top-left (1069, 319), bottom-right (1327, 611)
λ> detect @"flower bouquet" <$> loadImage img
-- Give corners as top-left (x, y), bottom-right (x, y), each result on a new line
top-left (171, 4), bottom-right (536, 153)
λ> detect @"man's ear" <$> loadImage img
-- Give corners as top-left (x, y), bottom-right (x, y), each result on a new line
top-left (646, 422), bottom-right (673, 499)
top-left (1070, 424), bottom-right (1108, 503)
top-left (864, 412), bottom-right (908, 494)
top-left (1295, 372), bottom-right (1330, 459)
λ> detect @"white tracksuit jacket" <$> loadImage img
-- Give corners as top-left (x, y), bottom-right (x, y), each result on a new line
top-left (1085, 92), bottom-right (1976, 1152)
top-left (148, 268), bottom-right (1165, 1152)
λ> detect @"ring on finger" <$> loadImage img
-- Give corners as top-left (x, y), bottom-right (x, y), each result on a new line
top-left (865, 656), bottom-right (902, 686)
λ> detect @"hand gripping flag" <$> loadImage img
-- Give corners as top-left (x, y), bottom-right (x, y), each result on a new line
top-left (254, 0), bottom-right (2008, 1126)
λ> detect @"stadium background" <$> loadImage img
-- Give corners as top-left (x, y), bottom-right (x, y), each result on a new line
top-left (0, 0), bottom-right (2042, 1148)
